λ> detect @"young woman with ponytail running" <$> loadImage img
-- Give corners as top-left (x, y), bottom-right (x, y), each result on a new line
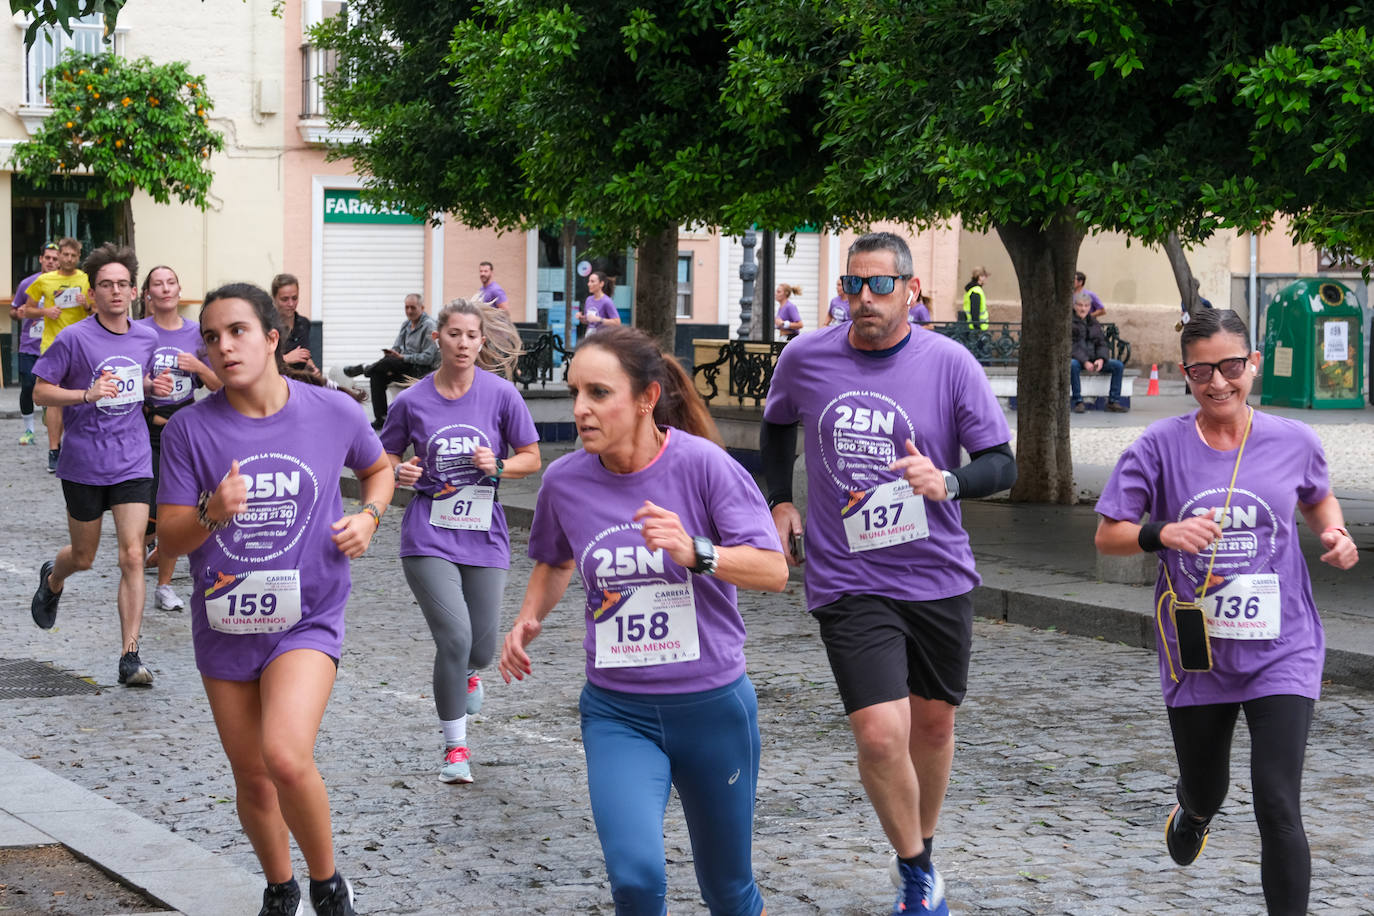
top-left (378, 299), bottom-right (541, 784)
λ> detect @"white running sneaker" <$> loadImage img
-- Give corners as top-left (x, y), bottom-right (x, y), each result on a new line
top-left (439, 745), bottom-right (473, 784)
top-left (154, 584), bottom-right (185, 611)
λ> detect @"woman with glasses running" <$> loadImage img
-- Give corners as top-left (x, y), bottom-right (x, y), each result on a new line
top-left (379, 299), bottom-right (540, 785)
top-left (1094, 308), bottom-right (1358, 915)
top-left (499, 326), bottom-right (787, 915)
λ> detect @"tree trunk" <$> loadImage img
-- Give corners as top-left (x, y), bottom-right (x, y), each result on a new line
top-left (996, 211), bottom-right (1086, 504)
top-left (634, 224), bottom-right (678, 352)
top-left (119, 195), bottom-right (140, 317)
top-left (1163, 231), bottom-right (1202, 318)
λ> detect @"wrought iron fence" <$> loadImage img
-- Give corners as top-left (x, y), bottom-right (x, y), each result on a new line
top-left (301, 45), bottom-right (342, 119)
top-left (513, 330), bottom-right (573, 390)
top-left (690, 322), bottom-right (1130, 404)
top-left (692, 340), bottom-right (788, 406)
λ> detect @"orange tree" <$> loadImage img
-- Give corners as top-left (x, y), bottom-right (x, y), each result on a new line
top-left (14, 50), bottom-right (224, 266)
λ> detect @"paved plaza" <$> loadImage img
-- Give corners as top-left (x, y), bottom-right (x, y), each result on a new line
top-left (1, 388), bottom-right (1373, 913)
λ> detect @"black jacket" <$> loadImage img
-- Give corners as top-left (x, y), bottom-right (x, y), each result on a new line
top-left (1071, 313), bottom-right (1110, 363)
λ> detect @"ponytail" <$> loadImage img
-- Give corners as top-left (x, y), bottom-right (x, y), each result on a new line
top-left (436, 298), bottom-right (524, 380)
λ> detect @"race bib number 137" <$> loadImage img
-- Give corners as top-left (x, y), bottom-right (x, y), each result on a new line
top-left (843, 478), bottom-right (929, 553)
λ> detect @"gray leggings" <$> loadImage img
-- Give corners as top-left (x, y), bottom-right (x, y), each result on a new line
top-left (401, 556), bottom-right (507, 721)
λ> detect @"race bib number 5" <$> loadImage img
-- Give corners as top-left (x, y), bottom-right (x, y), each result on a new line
top-left (205, 569), bottom-right (303, 634)
top-left (1203, 573), bottom-right (1281, 640)
top-left (842, 478), bottom-right (929, 553)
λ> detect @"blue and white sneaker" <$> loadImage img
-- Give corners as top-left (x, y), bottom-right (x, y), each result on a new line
top-left (467, 673), bottom-right (484, 715)
top-left (439, 745), bottom-right (473, 784)
top-left (890, 856), bottom-right (949, 915)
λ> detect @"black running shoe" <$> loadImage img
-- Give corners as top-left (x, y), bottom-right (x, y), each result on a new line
top-left (1165, 803), bottom-right (1210, 865)
top-left (118, 650), bottom-right (154, 687)
top-left (309, 874), bottom-right (355, 916)
top-left (47, 447), bottom-right (60, 473)
top-left (31, 560), bottom-right (61, 629)
top-left (259, 878), bottom-right (303, 916)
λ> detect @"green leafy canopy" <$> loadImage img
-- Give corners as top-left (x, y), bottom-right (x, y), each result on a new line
top-left (13, 50), bottom-right (225, 208)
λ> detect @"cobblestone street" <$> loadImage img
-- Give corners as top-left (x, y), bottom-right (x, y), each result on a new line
top-left (2, 436), bottom-right (1373, 913)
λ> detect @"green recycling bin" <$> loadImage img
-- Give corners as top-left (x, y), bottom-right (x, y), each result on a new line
top-left (1260, 279), bottom-right (1365, 409)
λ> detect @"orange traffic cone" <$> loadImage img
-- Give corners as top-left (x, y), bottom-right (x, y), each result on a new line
top-left (1146, 364), bottom-right (1160, 396)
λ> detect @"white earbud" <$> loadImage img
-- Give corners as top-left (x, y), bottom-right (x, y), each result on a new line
top-left (1250, 365), bottom-right (1257, 374)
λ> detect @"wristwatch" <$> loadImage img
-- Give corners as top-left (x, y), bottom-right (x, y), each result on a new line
top-left (941, 470), bottom-right (960, 501)
top-left (690, 536), bottom-right (718, 575)
top-left (493, 458), bottom-right (505, 478)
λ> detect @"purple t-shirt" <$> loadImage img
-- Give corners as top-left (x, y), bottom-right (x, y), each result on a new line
top-left (32, 316), bottom-right (159, 485)
top-left (527, 428), bottom-right (782, 694)
top-left (828, 296), bottom-right (850, 323)
top-left (478, 281), bottom-right (508, 308)
top-left (908, 302), bottom-right (932, 324)
top-left (12, 272), bottom-right (44, 356)
top-left (1083, 289), bottom-right (1105, 314)
top-left (582, 294), bottom-right (619, 333)
top-left (378, 370), bottom-right (539, 568)
top-left (1095, 410), bottom-right (1329, 707)
top-left (764, 324), bottom-right (1010, 609)
top-left (158, 381), bottom-right (383, 681)
top-left (137, 316), bottom-right (204, 407)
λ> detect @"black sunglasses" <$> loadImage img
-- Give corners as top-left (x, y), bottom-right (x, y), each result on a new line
top-left (1182, 356), bottom-right (1250, 383)
top-left (840, 274), bottom-right (910, 296)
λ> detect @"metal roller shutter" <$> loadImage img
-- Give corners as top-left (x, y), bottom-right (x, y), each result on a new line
top-left (319, 222), bottom-right (426, 369)
top-left (723, 232), bottom-right (821, 338)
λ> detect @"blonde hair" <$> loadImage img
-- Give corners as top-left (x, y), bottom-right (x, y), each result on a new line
top-left (778, 283), bottom-right (803, 298)
top-left (436, 298), bottom-right (523, 379)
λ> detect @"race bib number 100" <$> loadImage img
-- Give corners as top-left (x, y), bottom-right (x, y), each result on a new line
top-left (99, 364), bottom-right (144, 408)
top-left (205, 569), bottom-right (303, 634)
top-left (842, 478), bottom-right (929, 553)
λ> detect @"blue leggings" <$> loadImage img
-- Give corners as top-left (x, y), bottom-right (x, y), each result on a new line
top-left (579, 674), bottom-right (765, 916)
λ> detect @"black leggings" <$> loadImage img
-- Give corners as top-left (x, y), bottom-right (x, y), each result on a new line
top-left (1167, 694), bottom-right (1314, 916)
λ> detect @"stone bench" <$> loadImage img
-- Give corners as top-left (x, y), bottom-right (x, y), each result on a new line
top-left (984, 367), bottom-right (1139, 410)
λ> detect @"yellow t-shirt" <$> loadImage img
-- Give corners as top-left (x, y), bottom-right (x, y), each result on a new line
top-left (29, 270), bottom-right (92, 352)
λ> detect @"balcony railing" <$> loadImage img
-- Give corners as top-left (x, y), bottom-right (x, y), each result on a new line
top-left (301, 44), bottom-right (342, 119)
top-left (23, 19), bottom-right (123, 108)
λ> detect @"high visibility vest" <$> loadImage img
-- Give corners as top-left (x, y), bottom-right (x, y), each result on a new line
top-left (962, 284), bottom-right (988, 331)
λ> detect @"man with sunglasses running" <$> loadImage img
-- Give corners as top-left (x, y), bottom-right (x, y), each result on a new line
top-left (761, 232), bottom-right (1015, 915)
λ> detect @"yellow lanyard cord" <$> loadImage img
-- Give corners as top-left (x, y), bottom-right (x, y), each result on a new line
top-left (1155, 408), bottom-right (1254, 682)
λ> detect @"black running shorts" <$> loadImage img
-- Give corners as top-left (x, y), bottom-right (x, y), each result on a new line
top-left (811, 592), bottom-right (974, 714)
top-left (62, 478), bottom-right (155, 523)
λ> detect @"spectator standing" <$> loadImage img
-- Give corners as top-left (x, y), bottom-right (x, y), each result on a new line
top-left (476, 261), bottom-right (509, 311)
top-left (1074, 271), bottom-right (1106, 318)
top-left (962, 267), bottom-right (989, 332)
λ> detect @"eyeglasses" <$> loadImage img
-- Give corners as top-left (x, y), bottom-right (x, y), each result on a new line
top-left (96, 280), bottom-right (134, 291)
top-left (839, 274), bottom-right (910, 296)
top-left (1182, 356), bottom-right (1250, 383)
